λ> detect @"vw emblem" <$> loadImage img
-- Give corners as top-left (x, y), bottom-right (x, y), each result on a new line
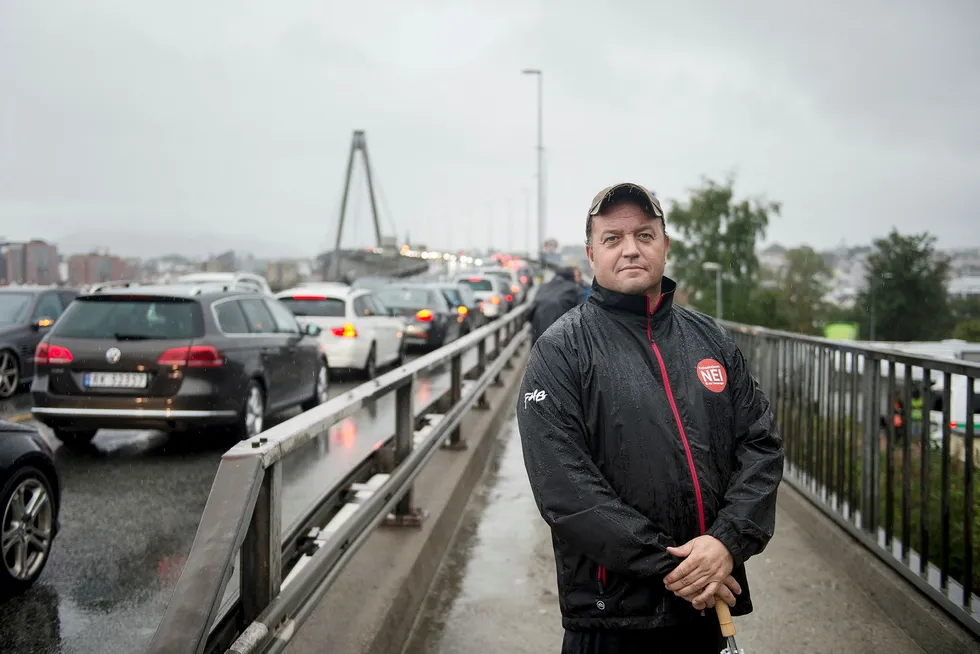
top-left (105, 347), bottom-right (121, 364)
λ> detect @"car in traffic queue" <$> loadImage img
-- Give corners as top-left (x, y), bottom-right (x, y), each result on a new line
top-left (0, 286), bottom-right (79, 400)
top-left (453, 273), bottom-right (510, 319)
top-left (427, 282), bottom-right (485, 335)
top-left (173, 271), bottom-right (274, 295)
top-left (29, 285), bottom-right (329, 446)
top-left (275, 284), bottom-right (406, 379)
top-left (478, 266), bottom-right (527, 305)
top-left (0, 418), bottom-right (60, 598)
top-left (375, 284), bottom-right (462, 349)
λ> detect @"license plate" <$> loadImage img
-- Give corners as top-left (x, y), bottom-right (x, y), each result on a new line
top-left (83, 372), bottom-right (148, 388)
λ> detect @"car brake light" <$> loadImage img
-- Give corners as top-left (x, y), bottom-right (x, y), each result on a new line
top-left (511, 285), bottom-right (520, 293)
top-left (468, 277), bottom-right (482, 282)
top-left (158, 345), bottom-right (224, 368)
top-left (491, 296), bottom-right (500, 304)
top-left (520, 275), bottom-right (528, 284)
top-left (292, 294), bottom-right (328, 300)
top-left (331, 323), bottom-right (357, 338)
top-left (34, 343), bottom-right (73, 365)
top-left (457, 306), bottom-right (468, 315)
top-left (506, 294), bottom-right (514, 302)
top-left (416, 309), bottom-right (434, 322)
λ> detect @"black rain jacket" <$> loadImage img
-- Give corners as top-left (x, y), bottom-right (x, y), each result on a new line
top-left (529, 267), bottom-right (584, 345)
top-left (517, 276), bottom-right (784, 631)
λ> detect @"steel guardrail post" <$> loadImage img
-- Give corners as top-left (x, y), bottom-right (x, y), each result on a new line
top-left (385, 376), bottom-right (427, 526)
top-left (476, 338), bottom-right (489, 409)
top-left (240, 460), bottom-right (282, 628)
top-left (444, 353), bottom-right (467, 450)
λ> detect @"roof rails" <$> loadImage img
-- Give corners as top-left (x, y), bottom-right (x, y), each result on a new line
top-left (89, 280), bottom-right (143, 294)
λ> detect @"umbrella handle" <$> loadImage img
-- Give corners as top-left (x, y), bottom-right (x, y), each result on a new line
top-left (714, 602), bottom-right (736, 638)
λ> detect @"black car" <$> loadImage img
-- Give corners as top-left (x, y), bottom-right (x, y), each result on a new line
top-left (30, 285), bottom-right (329, 445)
top-left (0, 286), bottom-right (79, 399)
top-left (429, 282), bottom-right (485, 335)
top-left (0, 419), bottom-right (60, 598)
top-left (375, 284), bottom-right (462, 349)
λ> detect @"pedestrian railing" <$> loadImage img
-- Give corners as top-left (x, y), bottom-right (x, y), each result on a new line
top-left (145, 305), bottom-right (531, 654)
top-left (721, 320), bottom-right (980, 637)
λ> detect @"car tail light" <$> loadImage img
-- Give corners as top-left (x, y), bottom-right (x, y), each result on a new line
top-left (457, 305), bottom-right (468, 315)
top-left (34, 343), bottom-right (73, 365)
top-left (468, 277), bottom-right (482, 282)
top-left (158, 345), bottom-right (224, 368)
top-left (416, 309), bottom-right (434, 322)
top-left (506, 294), bottom-right (514, 302)
top-left (331, 323), bottom-right (357, 338)
top-left (292, 294), bottom-right (328, 300)
top-left (511, 285), bottom-right (520, 293)
top-left (520, 275), bottom-right (528, 284)
top-left (491, 296), bottom-right (500, 305)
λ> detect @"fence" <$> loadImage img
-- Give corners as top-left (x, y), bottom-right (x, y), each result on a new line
top-left (145, 304), bottom-right (531, 654)
top-left (721, 320), bottom-right (980, 636)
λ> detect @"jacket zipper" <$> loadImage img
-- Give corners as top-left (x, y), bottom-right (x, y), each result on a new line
top-left (596, 564), bottom-right (607, 594)
top-left (646, 295), bottom-right (706, 534)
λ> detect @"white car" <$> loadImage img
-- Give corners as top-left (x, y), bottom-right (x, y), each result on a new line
top-left (453, 274), bottom-right (507, 318)
top-left (174, 272), bottom-right (273, 295)
top-left (276, 284), bottom-right (406, 378)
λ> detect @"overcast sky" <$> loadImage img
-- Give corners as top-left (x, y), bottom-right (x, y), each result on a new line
top-left (1, 0), bottom-right (977, 257)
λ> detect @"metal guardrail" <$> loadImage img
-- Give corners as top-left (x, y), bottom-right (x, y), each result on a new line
top-left (145, 304), bottom-right (530, 654)
top-left (721, 320), bottom-right (980, 636)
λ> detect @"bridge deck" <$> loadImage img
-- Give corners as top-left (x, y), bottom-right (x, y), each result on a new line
top-left (402, 414), bottom-right (929, 654)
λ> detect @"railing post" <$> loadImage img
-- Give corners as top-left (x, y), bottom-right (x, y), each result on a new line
top-left (443, 353), bottom-right (467, 450)
top-left (861, 355), bottom-right (878, 533)
top-left (240, 460), bottom-right (282, 627)
top-left (476, 338), bottom-right (490, 409)
top-left (502, 319), bottom-right (515, 370)
top-left (385, 376), bottom-right (428, 526)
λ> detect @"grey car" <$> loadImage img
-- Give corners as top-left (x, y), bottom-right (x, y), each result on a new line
top-left (0, 287), bottom-right (79, 399)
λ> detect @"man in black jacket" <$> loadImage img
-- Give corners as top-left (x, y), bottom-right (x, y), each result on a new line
top-left (517, 182), bottom-right (783, 654)
top-left (528, 266), bottom-right (585, 344)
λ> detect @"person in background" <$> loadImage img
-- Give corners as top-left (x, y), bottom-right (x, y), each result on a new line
top-left (528, 266), bottom-right (583, 344)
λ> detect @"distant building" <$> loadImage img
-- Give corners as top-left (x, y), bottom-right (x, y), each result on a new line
top-left (68, 252), bottom-right (139, 287)
top-left (1, 239), bottom-right (60, 285)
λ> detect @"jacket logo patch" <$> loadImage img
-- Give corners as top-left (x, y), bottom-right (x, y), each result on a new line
top-left (696, 359), bottom-right (727, 393)
top-left (524, 389), bottom-right (547, 408)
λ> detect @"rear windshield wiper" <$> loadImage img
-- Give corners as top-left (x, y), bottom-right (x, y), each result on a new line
top-left (114, 333), bottom-right (152, 341)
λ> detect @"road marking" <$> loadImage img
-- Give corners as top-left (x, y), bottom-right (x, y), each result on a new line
top-left (8, 412), bottom-right (32, 423)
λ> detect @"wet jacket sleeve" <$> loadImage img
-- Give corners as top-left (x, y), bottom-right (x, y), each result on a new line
top-left (706, 338), bottom-right (785, 568)
top-left (517, 335), bottom-right (676, 578)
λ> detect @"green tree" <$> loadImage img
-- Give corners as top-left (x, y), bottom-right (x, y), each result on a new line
top-left (778, 246), bottom-right (832, 334)
top-left (855, 230), bottom-right (953, 341)
top-left (950, 296), bottom-right (980, 342)
top-left (667, 176), bottom-right (780, 325)
top-left (954, 320), bottom-right (980, 342)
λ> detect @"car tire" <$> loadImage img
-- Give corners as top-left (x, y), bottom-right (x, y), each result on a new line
top-left (0, 466), bottom-right (57, 597)
top-left (394, 340), bottom-right (407, 367)
top-left (363, 345), bottom-right (377, 380)
top-left (0, 349), bottom-right (20, 399)
top-left (301, 359), bottom-right (329, 411)
top-left (52, 430), bottom-right (98, 447)
top-left (234, 381), bottom-right (265, 441)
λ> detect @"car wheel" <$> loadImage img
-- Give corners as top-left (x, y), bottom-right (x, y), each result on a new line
top-left (302, 359), bottom-right (329, 411)
top-left (364, 345), bottom-right (377, 380)
top-left (52, 430), bottom-right (98, 447)
top-left (0, 466), bottom-right (56, 596)
top-left (0, 349), bottom-right (19, 399)
top-left (236, 382), bottom-right (265, 440)
top-left (394, 340), bottom-right (407, 367)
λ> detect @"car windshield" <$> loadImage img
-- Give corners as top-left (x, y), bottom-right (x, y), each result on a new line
top-left (52, 297), bottom-right (204, 339)
top-left (279, 297), bottom-right (346, 317)
top-left (457, 278), bottom-right (492, 291)
top-left (0, 293), bottom-right (33, 324)
top-left (377, 288), bottom-right (433, 308)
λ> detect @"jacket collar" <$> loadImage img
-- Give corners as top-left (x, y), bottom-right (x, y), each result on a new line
top-left (588, 275), bottom-right (676, 321)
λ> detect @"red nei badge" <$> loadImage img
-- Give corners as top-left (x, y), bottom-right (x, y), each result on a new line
top-left (696, 358), bottom-right (727, 392)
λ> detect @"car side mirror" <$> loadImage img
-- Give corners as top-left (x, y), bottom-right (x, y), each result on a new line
top-left (32, 317), bottom-right (55, 331)
top-left (304, 323), bottom-right (321, 337)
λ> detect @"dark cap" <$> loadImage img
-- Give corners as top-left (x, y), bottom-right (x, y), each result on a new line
top-left (588, 182), bottom-right (664, 221)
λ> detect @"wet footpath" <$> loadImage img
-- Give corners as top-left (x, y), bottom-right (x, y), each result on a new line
top-left (404, 412), bottom-right (929, 654)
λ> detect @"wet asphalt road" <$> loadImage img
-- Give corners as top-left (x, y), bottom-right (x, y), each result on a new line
top-left (0, 351), bottom-right (460, 654)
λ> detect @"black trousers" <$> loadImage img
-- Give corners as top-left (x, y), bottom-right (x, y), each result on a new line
top-left (561, 618), bottom-right (723, 654)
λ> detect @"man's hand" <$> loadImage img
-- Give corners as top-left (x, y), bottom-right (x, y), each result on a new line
top-left (664, 535), bottom-right (738, 609)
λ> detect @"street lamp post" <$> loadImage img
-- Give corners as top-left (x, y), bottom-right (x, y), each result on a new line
top-left (522, 68), bottom-right (544, 266)
top-left (703, 261), bottom-right (723, 319)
